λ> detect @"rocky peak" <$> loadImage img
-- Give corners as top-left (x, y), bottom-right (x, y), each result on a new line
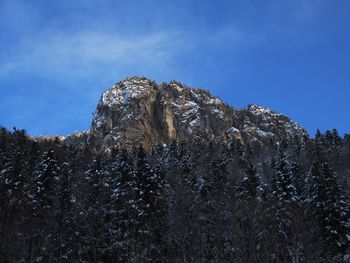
top-left (99, 77), bottom-right (157, 108)
top-left (88, 77), bottom-right (308, 149)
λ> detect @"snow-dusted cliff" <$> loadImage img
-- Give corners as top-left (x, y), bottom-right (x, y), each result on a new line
top-left (87, 76), bottom-right (308, 149)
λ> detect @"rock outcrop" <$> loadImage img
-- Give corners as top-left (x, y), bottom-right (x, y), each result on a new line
top-left (87, 76), bottom-right (308, 150)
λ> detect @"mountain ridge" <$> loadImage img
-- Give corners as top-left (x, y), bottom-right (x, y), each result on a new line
top-left (88, 76), bottom-right (308, 150)
top-left (32, 76), bottom-right (309, 150)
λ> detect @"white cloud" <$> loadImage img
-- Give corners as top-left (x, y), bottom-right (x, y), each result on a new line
top-left (0, 18), bottom-right (263, 88)
top-left (1, 31), bottom-right (185, 79)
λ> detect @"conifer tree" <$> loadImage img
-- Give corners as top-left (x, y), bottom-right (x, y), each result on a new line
top-left (269, 151), bottom-right (301, 262)
top-left (81, 155), bottom-right (111, 262)
top-left (109, 149), bottom-right (135, 261)
top-left (52, 161), bottom-right (79, 262)
top-left (29, 150), bottom-right (60, 261)
top-left (236, 164), bottom-right (262, 262)
top-left (240, 164), bottom-right (260, 199)
top-left (133, 145), bottom-right (167, 262)
top-left (306, 162), bottom-right (350, 260)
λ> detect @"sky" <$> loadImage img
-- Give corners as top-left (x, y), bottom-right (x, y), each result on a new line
top-left (1, 0), bottom-right (350, 136)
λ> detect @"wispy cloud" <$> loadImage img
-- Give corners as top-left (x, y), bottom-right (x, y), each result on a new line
top-left (1, 31), bottom-right (186, 78)
top-left (0, 0), bottom-right (326, 81)
top-left (1, 24), bottom-right (261, 87)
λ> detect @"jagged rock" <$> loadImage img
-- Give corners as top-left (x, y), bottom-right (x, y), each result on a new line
top-left (33, 135), bottom-right (66, 142)
top-left (87, 76), bottom-right (308, 150)
top-left (65, 131), bottom-right (89, 146)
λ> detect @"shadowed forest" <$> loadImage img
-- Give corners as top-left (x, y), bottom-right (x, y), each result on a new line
top-left (0, 127), bottom-right (349, 262)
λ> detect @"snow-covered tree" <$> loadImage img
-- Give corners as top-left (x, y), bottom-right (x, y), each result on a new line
top-left (268, 151), bottom-right (302, 262)
top-left (80, 155), bottom-right (111, 262)
top-left (108, 149), bottom-right (136, 261)
top-left (28, 150), bottom-right (60, 261)
top-left (132, 145), bottom-right (167, 262)
top-left (240, 164), bottom-right (260, 199)
top-left (306, 162), bottom-right (350, 260)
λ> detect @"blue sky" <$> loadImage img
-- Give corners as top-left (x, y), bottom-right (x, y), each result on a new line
top-left (1, 0), bottom-right (349, 136)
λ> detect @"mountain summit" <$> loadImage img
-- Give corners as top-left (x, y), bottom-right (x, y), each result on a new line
top-left (88, 76), bottom-right (308, 149)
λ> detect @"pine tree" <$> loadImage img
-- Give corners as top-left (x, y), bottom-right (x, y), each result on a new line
top-left (197, 152), bottom-right (230, 262)
top-left (289, 162), bottom-right (301, 192)
top-left (315, 129), bottom-right (322, 144)
top-left (52, 161), bottom-right (79, 262)
top-left (29, 150), bottom-right (60, 261)
top-left (0, 128), bottom-right (19, 261)
top-left (31, 150), bottom-right (59, 215)
top-left (132, 145), bottom-right (167, 262)
top-left (314, 129), bottom-right (325, 161)
top-left (240, 164), bottom-right (260, 199)
top-left (306, 162), bottom-right (350, 260)
top-left (109, 148), bottom-right (135, 261)
top-left (269, 151), bottom-right (301, 262)
top-left (236, 164), bottom-right (262, 262)
top-left (179, 138), bottom-right (204, 189)
top-left (201, 152), bottom-right (228, 195)
top-left (81, 155), bottom-right (111, 262)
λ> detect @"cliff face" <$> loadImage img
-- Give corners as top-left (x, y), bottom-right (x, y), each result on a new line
top-left (88, 76), bottom-right (308, 149)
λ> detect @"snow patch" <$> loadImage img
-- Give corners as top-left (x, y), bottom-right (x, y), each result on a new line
top-left (182, 101), bottom-right (200, 120)
top-left (249, 104), bottom-right (280, 117)
top-left (183, 107), bottom-right (199, 119)
top-left (205, 98), bottom-right (222, 105)
top-left (120, 113), bottom-right (133, 123)
top-left (101, 79), bottom-right (152, 107)
top-left (191, 90), bottom-right (203, 102)
top-left (211, 108), bottom-right (224, 119)
top-left (227, 127), bottom-right (240, 134)
top-left (256, 130), bottom-right (274, 138)
top-left (187, 118), bottom-right (200, 133)
top-left (170, 83), bottom-right (184, 92)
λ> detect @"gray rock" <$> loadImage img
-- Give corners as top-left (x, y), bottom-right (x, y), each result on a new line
top-left (86, 76), bottom-right (308, 150)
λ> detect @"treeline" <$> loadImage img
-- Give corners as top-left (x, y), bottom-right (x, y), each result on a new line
top-left (0, 127), bottom-right (349, 262)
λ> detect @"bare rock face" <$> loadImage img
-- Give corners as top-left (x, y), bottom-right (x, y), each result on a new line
top-left (88, 76), bottom-right (308, 149)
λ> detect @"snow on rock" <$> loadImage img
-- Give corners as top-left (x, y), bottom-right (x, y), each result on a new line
top-left (94, 112), bottom-right (107, 128)
top-left (187, 118), bottom-right (201, 133)
top-left (88, 76), bottom-right (309, 149)
top-left (205, 97), bottom-right (222, 105)
top-left (247, 104), bottom-right (308, 139)
top-left (182, 101), bottom-right (200, 120)
top-left (181, 101), bottom-right (201, 133)
top-left (211, 108), bottom-right (224, 119)
top-left (227, 127), bottom-right (240, 134)
top-left (256, 130), bottom-right (274, 138)
top-left (190, 90), bottom-right (203, 102)
top-left (249, 104), bottom-right (280, 117)
top-left (120, 113), bottom-right (134, 123)
top-left (101, 78), bottom-right (153, 107)
top-left (170, 82), bottom-right (185, 92)
top-left (70, 131), bottom-right (89, 137)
